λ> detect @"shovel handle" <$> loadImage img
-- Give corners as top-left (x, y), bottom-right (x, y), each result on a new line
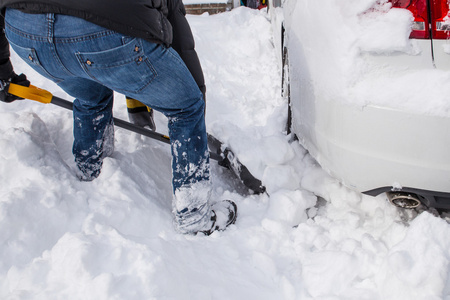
top-left (8, 83), bottom-right (53, 104)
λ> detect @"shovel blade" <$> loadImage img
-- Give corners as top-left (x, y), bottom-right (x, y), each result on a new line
top-left (207, 134), bottom-right (265, 194)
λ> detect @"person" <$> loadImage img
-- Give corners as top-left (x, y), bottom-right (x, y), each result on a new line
top-left (242, 0), bottom-right (259, 9)
top-left (259, 0), bottom-right (267, 9)
top-left (126, 0), bottom-right (207, 131)
top-left (240, 0), bottom-right (266, 10)
top-left (0, 0), bottom-right (237, 235)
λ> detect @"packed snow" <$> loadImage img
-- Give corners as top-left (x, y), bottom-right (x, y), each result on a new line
top-left (0, 5), bottom-right (449, 300)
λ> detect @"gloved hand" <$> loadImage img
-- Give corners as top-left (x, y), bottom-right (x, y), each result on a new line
top-left (126, 97), bottom-right (156, 131)
top-left (0, 72), bottom-right (30, 103)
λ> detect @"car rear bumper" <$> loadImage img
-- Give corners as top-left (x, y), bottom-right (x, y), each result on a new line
top-left (306, 97), bottom-right (450, 206)
top-left (433, 39), bottom-right (450, 69)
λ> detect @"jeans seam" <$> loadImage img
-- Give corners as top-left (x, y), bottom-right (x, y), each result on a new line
top-left (5, 22), bottom-right (116, 44)
top-left (46, 13), bottom-right (54, 43)
top-left (55, 31), bottom-right (117, 44)
top-left (51, 45), bottom-right (74, 77)
top-left (5, 24), bottom-right (47, 41)
top-left (167, 47), bottom-right (186, 66)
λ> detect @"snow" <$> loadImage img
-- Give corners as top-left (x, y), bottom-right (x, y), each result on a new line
top-left (1, 6), bottom-right (449, 300)
top-left (285, 0), bottom-right (450, 116)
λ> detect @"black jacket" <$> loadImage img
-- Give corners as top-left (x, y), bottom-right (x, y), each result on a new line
top-left (0, 0), bottom-right (205, 94)
top-left (167, 2), bottom-right (205, 95)
top-left (0, 16), bottom-right (12, 79)
top-left (0, 0), bottom-right (173, 46)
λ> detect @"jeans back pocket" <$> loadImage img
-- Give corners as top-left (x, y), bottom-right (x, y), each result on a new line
top-left (76, 38), bottom-right (157, 94)
top-left (7, 40), bottom-right (64, 83)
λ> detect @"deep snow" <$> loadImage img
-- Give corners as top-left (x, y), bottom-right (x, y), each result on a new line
top-left (0, 6), bottom-right (449, 300)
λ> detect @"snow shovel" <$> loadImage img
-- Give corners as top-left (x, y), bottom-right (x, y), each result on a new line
top-left (7, 83), bottom-right (266, 194)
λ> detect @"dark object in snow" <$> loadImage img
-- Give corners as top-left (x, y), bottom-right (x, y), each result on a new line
top-left (201, 200), bottom-right (238, 235)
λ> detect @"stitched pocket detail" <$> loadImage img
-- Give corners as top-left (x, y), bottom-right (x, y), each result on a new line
top-left (76, 38), bottom-right (157, 94)
top-left (8, 40), bottom-right (63, 83)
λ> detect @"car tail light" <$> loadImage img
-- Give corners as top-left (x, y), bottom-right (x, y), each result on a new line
top-left (431, 0), bottom-right (450, 39)
top-left (390, 0), bottom-right (430, 39)
top-left (390, 0), bottom-right (450, 39)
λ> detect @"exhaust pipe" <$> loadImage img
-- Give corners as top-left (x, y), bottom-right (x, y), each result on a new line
top-left (386, 191), bottom-right (422, 209)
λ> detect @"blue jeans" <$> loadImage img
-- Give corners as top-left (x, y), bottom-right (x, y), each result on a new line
top-left (5, 9), bottom-right (212, 232)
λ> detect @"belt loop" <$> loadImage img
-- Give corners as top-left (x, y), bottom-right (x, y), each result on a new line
top-left (46, 13), bottom-right (55, 43)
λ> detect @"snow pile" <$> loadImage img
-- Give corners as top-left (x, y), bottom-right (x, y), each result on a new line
top-left (285, 0), bottom-right (450, 116)
top-left (188, 8), bottom-right (289, 187)
top-left (0, 6), bottom-right (449, 300)
top-left (357, 4), bottom-right (416, 54)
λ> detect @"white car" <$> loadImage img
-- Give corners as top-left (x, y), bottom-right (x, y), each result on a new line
top-left (269, 0), bottom-right (450, 210)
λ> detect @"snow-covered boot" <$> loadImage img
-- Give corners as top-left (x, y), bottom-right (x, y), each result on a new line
top-left (202, 200), bottom-right (237, 235)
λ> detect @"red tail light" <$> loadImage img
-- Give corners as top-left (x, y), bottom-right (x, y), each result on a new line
top-left (390, 0), bottom-right (430, 39)
top-left (431, 0), bottom-right (450, 39)
top-left (389, 0), bottom-right (450, 39)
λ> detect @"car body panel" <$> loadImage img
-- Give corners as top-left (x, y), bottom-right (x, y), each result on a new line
top-left (295, 97), bottom-right (450, 193)
top-left (433, 39), bottom-right (450, 69)
top-left (269, 0), bottom-right (450, 209)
